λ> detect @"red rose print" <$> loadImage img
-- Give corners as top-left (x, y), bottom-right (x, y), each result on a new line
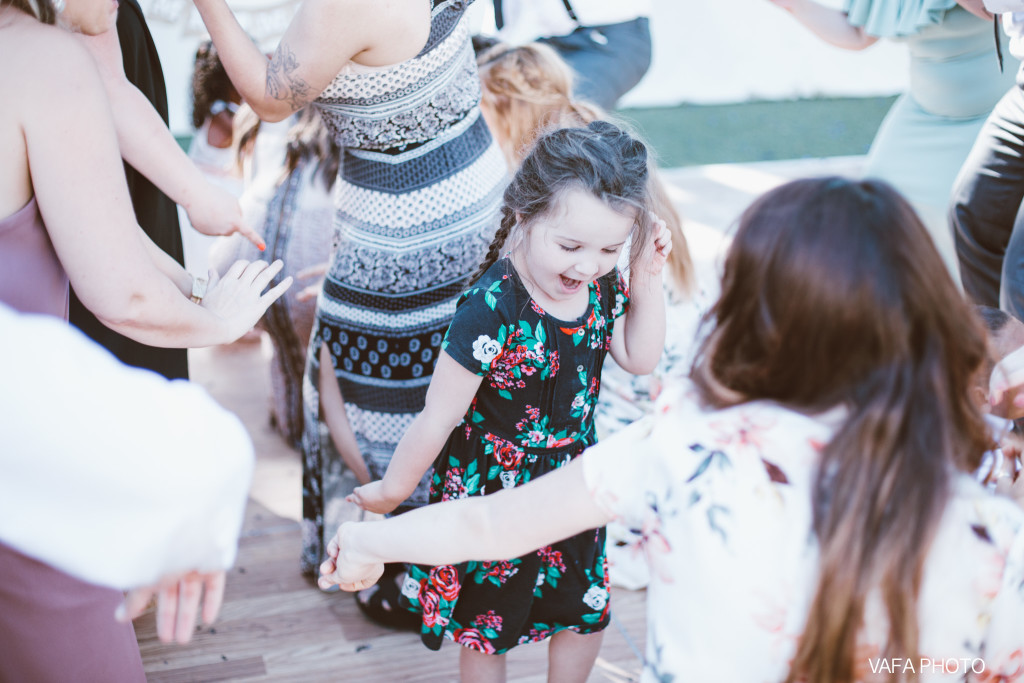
top-left (429, 565), bottom-right (461, 601)
top-left (453, 627), bottom-right (496, 654)
top-left (420, 589), bottom-right (444, 629)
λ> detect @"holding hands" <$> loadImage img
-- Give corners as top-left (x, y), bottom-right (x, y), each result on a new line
top-left (317, 525), bottom-right (384, 592)
top-left (347, 480), bottom-right (402, 515)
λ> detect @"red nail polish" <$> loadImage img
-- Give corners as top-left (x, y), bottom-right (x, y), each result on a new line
top-left (258, 242), bottom-right (266, 252)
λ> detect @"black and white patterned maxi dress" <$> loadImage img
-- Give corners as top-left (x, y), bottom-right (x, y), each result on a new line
top-left (301, 0), bottom-right (507, 573)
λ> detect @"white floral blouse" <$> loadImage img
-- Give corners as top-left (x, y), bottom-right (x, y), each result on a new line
top-left (581, 380), bottom-right (1024, 682)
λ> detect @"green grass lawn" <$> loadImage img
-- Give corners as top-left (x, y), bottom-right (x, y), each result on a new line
top-left (177, 95), bottom-right (898, 168)
top-left (617, 95), bottom-right (896, 168)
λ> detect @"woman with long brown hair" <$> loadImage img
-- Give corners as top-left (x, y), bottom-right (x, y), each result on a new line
top-left (321, 177), bottom-right (1024, 681)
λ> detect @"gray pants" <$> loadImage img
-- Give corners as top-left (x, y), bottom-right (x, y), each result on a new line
top-left (540, 16), bottom-right (652, 110)
top-left (951, 66), bottom-right (1024, 318)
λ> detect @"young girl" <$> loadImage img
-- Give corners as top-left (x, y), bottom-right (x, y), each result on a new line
top-left (348, 121), bottom-right (671, 681)
top-left (325, 177), bottom-right (1024, 682)
top-left (181, 39), bottom-right (244, 278)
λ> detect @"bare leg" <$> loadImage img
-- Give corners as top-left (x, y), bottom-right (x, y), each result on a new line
top-left (547, 629), bottom-right (603, 683)
top-left (460, 647), bottom-right (507, 683)
top-left (318, 344), bottom-right (371, 485)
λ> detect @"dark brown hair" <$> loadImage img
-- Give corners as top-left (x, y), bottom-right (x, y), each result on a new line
top-left (190, 40), bottom-right (237, 129)
top-left (476, 42), bottom-right (694, 296)
top-left (691, 177), bottom-right (989, 683)
top-left (2, 0), bottom-right (57, 24)
top-left (233, 106), bottom-right (339, 191)
top-left (471, 121), bottom-right (654, 285)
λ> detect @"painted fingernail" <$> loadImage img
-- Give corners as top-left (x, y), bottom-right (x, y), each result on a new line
top-left (258, 242), bottom-right (266, 252)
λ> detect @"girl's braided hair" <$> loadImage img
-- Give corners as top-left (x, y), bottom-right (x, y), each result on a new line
top-left (470, 120), bottom-right (654, 284)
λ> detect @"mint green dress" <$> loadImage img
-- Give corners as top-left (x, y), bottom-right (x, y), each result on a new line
top-left (845, 1), bottom-right (1016, 278)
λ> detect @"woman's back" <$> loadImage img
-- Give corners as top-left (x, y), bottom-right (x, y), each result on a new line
top-left (0, 14), bottom-right (97, 317)
top-left (583, 380), bottom-right (1024, 681)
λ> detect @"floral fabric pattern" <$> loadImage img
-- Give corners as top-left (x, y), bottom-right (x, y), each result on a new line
top-left (582, 380), bottom-right (1024, 682)
top-left (401, 258), bottom-right (628, 653)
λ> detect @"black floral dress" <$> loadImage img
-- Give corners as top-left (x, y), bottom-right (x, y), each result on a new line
top-left (400, 258), bottom-right (628, 654)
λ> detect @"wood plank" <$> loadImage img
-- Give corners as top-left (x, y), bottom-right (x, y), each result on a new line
top-left (145, 656), bottom-right (267, 683)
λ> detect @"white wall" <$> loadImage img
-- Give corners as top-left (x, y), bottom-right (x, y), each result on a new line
top-left (143, 0), bottom-right (909, 135)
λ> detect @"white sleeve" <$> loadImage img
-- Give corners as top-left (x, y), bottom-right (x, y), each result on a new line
top-left (985, 0), bottom-right (1024, 13)
top-left (0, 306), bottom-right (254, 589)
top-left (581, 414), bottom-right (669, 528)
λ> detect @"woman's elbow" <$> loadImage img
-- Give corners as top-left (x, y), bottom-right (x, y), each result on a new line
top-left (248, 100), bottom-right (301, 123)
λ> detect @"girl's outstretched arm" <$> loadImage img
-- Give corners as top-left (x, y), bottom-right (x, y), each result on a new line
top-left (610, 216), bottom-right (671, 375)
top-left (347, 352), bottom-right (484, 514)
top-left (764, 0), bottom-right (878, 50)
top-left (320, 458), bottom-right (613, 591)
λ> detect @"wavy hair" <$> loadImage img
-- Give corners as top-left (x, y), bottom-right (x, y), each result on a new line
top-left (691, 177), bottom-right (990, 682)
top-left (471, 121), bottom-right (655, 286)
top-left (232, 105), bottom-right (339, 191)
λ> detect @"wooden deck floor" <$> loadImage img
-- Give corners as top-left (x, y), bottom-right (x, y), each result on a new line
top-left (133, 157), bottom-right (863, 682)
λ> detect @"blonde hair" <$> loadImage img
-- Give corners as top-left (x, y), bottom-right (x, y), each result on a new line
top-left (478, 42), bottom-right (695, 296)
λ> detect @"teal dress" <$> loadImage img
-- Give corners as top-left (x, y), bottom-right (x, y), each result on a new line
top-left (845, 1), bottom-right (1017, 278)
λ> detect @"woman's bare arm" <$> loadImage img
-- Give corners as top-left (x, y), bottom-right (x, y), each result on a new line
top-left (192, 0), bottom-right (431, 121)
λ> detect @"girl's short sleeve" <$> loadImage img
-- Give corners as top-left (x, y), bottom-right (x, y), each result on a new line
top-left (606, 269), bottom-right (630, 321)
top-left (441, 278), bottom-right (513, 376)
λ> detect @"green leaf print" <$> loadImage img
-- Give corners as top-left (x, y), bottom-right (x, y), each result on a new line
top-left (485, 291), bottom-right (497, 310)
top-left (581, 612), bottom-right (603, 624)
top-left (707, 504), bottom-right (729, 543)
top-left (488, 465), bottom-right (501, 480)
top-left (498, 389), bottom-right (513, 400)
top-left (483, 627), bottom-right (499, 639)
top-left (535, 320), bottom-right (546, 344)
top-left (466, 473), bottom-right (480, 493)
top-left (449, 455), bottom-right (461, 468)
top-left (686, 450), bottom-right (730, 483)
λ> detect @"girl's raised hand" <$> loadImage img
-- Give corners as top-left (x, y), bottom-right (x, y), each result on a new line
top-left (645, 212), bottom-right (673, 277)
top-left (991, 344), bottom-right (1024, 412)
top-left (317, 524), bottom-right (385, 592)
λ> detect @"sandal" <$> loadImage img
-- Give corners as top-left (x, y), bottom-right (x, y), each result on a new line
top-left (355, 563), bottom-right (421, 631)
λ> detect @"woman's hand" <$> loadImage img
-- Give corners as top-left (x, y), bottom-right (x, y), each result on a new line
top-left (317, 524), bottom-right (385, 592)
top-left (201, 260), bottom-right (293, 341)
top-left (347, 480), bottom-right (401, 515)
top-left (184, 182), bottom-right (266, 251)
top-left (118, 570), bottom-right (227, 644)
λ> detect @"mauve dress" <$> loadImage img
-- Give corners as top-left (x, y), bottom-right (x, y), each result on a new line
top-left (0, 197), bottom-right (146, 682)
